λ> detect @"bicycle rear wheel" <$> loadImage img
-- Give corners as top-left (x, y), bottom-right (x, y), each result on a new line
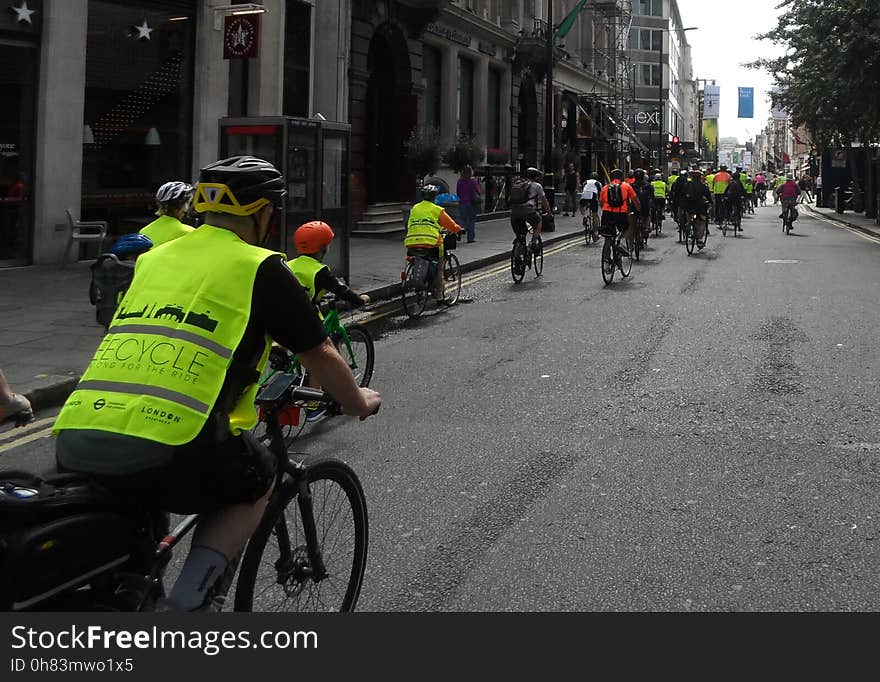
top-left (401, 262), bottom-right (429, 318)
top-left (685, 222), bottom-right (696, 255)
top-left (443, 253), bottom-right (462, 305)
top-left (601, 237), bottom-right (615, 285)
top-left (235, 457), bottom-right (368, 613)
top-left (337, 324), bottom-right (374, 387)
top-left (532, 237), bottom-right (543, 277)
top-left (511, 238), bottom-right (526, 283)
top-left (618, 239), bottom-right (633, 278)
top-left (633, 229), bottom-right (641, 261)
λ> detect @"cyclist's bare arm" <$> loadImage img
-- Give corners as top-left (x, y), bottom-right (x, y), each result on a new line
top-left (297, 338), bottom-right (381, 418)
top-left (540, 195), bottom-right (551, 214)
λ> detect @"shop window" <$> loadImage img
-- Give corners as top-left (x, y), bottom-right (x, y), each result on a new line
top-left (458, 56), bottom-right (474, 135)
top-left (81, 0), bottom-right (196, 239)
top-left (487, 68), bottom-right (502, 149)
top-left (422, 44), bottom-right (442, 130)
top-left (283, 0), bottom-right (311, 118)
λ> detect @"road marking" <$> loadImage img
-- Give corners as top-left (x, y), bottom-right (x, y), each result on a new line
top-left (807, 211), bottom-right (880, 245)
top-left (355, 236), bottom-right (584, 324)
top-left (765, 259), bottom-right (799, 264)
top-left (0, 426), bottom-right (54, 454)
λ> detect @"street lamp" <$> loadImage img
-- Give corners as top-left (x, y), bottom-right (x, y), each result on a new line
top-left (657, 26), bottom-right (697, 172)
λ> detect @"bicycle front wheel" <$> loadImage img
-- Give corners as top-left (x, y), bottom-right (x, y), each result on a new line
top-left (685, 223), bottom-right (696, 255)
top-left (235, 457), bottom-right (368, 613)
top-left (532, 238), bottom-right (543, 277)
top-left (401, 262), bottom-right (429, 318)
top-left (443, 253), bottom-right (462, 305)
top-left (338, 323), bottom-right (374, 387)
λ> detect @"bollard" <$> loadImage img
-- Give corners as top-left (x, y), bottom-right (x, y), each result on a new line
top-left (835, 187), bottom-right (845, 214)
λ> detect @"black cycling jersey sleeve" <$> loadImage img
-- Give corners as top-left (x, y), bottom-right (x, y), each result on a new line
top-left (250, 255), bottom-right (328, 353)
top-left (314, 267), bottom-right (364, 307)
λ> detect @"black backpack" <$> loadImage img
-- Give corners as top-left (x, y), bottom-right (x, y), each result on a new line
top-left (508, 178), bottom-right (531, 205)
top-left (606, 182), bottom-right (624, 208)
top-left (683, 180), bottom-right (702, 202)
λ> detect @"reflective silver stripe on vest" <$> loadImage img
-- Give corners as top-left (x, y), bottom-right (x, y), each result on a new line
top-left (108, 324), bottom-right (233, 359)
top-left (76, 380), bottom-right (211, 413)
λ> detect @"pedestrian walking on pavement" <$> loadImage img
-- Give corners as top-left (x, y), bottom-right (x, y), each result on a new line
top-left (0, 367), bottom-right (33, 426)
top-left (562, 163), bottom-right (580, 217)
top-left (456, 165), bottom-right (481, 243)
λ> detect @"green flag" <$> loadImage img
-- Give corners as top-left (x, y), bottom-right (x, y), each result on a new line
top-left (555, 0), bottom-right (587, 40)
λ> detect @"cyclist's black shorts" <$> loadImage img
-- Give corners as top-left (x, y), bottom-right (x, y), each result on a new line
top-left (56, 427), bottom-right (276, 514)
top-left (407, 246), bottom-right (440, 259)
top-left (510, 205), bottom-right (541, 237)
top-left (600, 211), bottom-right (629, 237)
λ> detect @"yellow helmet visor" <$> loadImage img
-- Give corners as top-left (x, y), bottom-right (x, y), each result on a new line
top-left (193, 182), bottom-right (271, 216)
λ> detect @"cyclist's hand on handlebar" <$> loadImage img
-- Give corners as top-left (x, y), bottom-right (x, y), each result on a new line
top-left (359, 294), bottom-right (371, 305)
top-left (341, 387), bottom-right (381, 420)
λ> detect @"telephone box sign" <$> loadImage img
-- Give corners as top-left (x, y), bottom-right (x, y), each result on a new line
top-left (224, 14), bottom-right (260, 59)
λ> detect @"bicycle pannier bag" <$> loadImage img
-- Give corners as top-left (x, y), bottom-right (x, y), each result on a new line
top-left (606, 182), bottom-right (624, 208)
top-left (0, 471), bottom-right (136, 610)
top-left (410, 255), bottom-right (432, 291)
top-left (443, 231), bottom-right (458, 251)
top-left (508, 179), bottom-right (531, 205)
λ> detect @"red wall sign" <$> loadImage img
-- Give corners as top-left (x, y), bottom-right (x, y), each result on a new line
top-left (224, 14), bottom-right (260, 60)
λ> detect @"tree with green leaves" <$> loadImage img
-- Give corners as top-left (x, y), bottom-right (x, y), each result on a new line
top-left (748, 0), bottom-right (880, 195)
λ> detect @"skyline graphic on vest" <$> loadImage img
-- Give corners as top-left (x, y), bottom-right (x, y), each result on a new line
top-left (116, 302), bottom-right (219, 333)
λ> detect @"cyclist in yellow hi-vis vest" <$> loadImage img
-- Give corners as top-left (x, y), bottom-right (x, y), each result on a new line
top-left (54, 156), bottom-right (381, 611)
top-left (405, 184), bottom-right (463, 304)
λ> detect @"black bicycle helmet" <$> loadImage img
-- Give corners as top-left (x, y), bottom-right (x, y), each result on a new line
top-left (421, 184), bottom-right (441, 201)
top-left (633, 168), bottom-right (646, 181)
top-left (194, 156), bottom-right (286, 216)
top-left (610, 169), bottom-right (624, 180)
top-left (526, 167), bottom-right (541, 180)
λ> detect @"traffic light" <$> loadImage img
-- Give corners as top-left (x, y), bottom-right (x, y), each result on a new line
top-left (665, 142), bottom-right (673, 156)
top-left (672, 136), bottom-right (680, 145)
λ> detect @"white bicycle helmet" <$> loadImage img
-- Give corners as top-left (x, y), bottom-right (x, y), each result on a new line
top-left (156, 181), bottom-right (194, 205)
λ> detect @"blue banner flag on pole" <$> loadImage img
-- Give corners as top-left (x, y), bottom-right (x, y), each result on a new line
top-left (738, 87), bottom-right (754, 118)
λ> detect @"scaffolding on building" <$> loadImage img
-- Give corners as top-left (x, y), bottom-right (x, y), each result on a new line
top-left (573, 0), bottom-right (647, 170)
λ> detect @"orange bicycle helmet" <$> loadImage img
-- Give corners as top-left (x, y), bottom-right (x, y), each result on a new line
top-left (294, 221), bottom-right (335, 254)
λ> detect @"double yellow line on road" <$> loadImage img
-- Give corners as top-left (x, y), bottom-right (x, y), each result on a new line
top-left (0, 416), bottom-right (56, 454)
top-left (806, 209), bottom-right (880, 245)
top-left (355, 235), bottom-right (586, 325)
top-left (0, 237), bottom-right (588, 453)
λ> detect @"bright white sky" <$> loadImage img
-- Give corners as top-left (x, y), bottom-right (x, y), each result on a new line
top-left (675, 0), bottom-right (787, 145)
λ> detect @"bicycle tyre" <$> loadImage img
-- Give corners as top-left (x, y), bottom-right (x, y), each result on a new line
top-left (601, 237), bottom-right (615, 285)
top-left (511, 239), bottom-right (526, 283)
top-left (443, 253), bottom-right (462, 305)
top-left (532, 238), bottom-right (543, 277)
top-left (633, 229), bottom-right (641, 261)
top-left (234, 457), bottom-right (368, 613)
top-left (618, 239), bottom-right (633, 278)
top-left (401, 261), bottom-right (429, 318)
top-left (583, 217), bottom-right (591, 246)
top-left (685, 222), bottom-right (696, 255)
top-left (338, 323), bottom-right (374, 387)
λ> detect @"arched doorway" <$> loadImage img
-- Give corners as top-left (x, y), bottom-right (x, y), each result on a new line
top-left (365, 23), bottom-right (414, 203)
top-left (517, 76), bottom-right (538, 171)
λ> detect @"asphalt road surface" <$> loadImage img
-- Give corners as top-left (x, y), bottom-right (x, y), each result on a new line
top-left (3, 203), bottom-right (879, 611)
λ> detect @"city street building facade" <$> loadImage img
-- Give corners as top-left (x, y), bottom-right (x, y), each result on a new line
top-left (5, 0), bottom-right (671, 267)
top-left (626, 0), bottom-right (698, 173)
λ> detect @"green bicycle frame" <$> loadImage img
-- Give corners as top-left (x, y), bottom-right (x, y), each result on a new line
top-left (259, 307), bottom-right (358, 387)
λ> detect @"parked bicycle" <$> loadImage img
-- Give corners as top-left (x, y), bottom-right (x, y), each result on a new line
top-left (600, 225), bottom-right (633, 285)
top-left (0, 381), bottom-right (370, 613)
top-left (401, 231), bottom-right (462, 317)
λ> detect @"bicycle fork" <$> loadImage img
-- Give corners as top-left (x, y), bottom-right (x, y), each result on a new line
top-left (295, 474), bottom-right (330, 582)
